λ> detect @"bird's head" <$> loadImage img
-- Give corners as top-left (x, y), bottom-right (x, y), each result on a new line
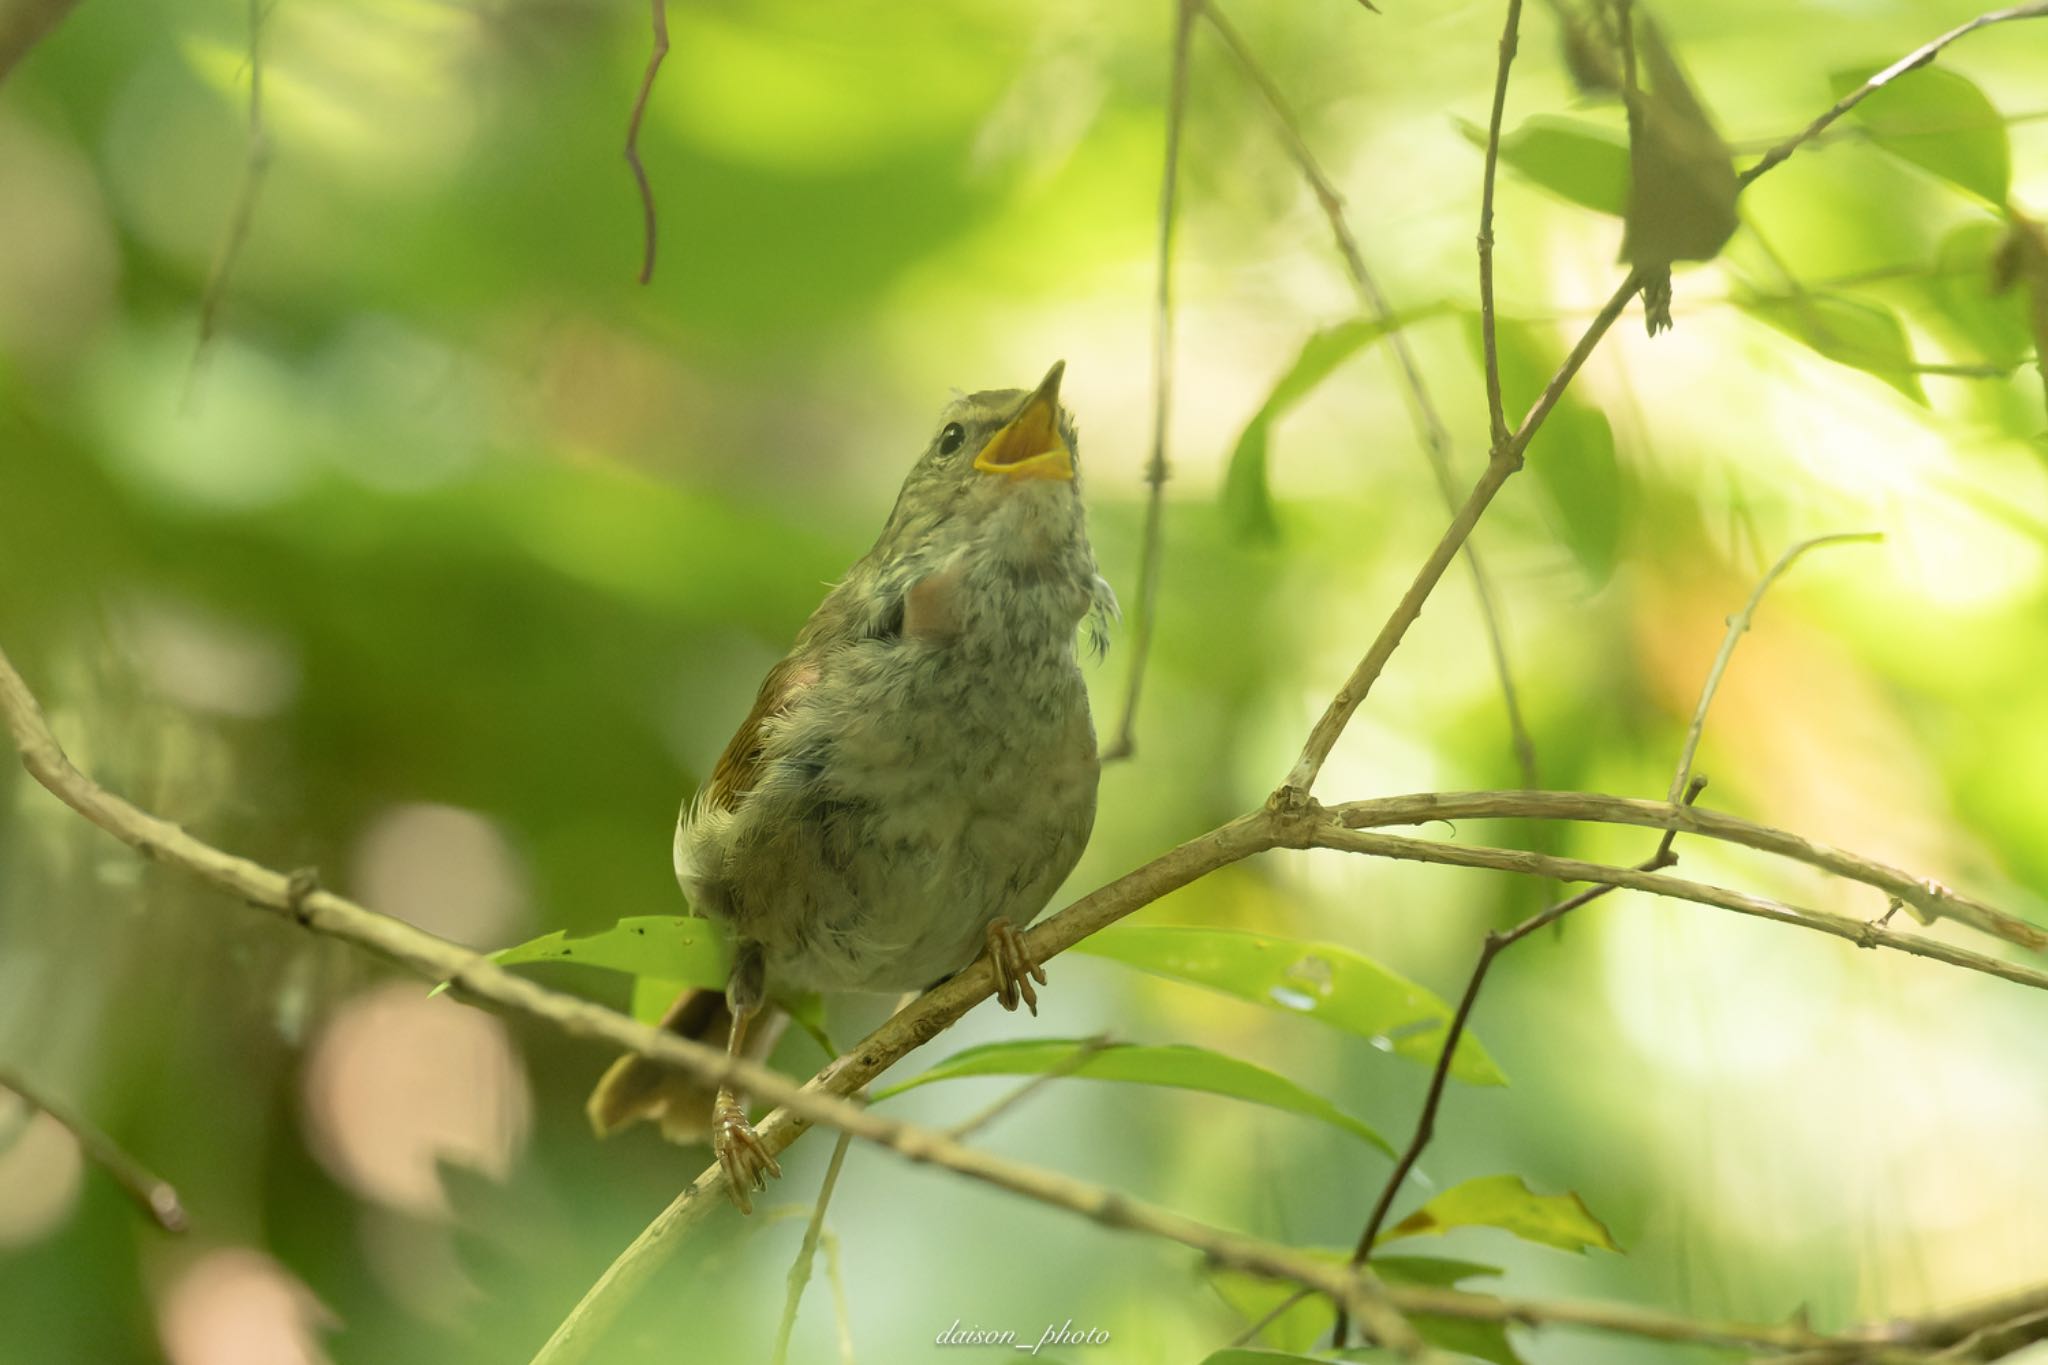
top-left (876, 361), bottom-right (1087, 565)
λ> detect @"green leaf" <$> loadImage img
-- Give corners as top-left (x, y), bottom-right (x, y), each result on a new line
top-left (1741, 292), bottom-right (1929, 404)
top-left (1622, 19), bottom-right (1739, 269)
top-left (1470, 317), bottom-right (1626, 583)
top-left (1927, 221), bottom-right (2034, 369)
top-left (1073, 925), bottom-right (1504, 1085)
top-left (1380, 1174), bottom-right (1620, 1254)
top-left (1457, 115), bottom-right (1630, 217)
top-left (485, 915), bottom-right (731, 986)
top-left (873, 1039), bottom-right (1392, 1154)
top-left (1222, 312), bottom-right (1442, 540)
top-left (629, 974), bottom-right (688, 1024)
top-left (1834, 65), bottom-right (2010, 205)
top-left (1211, 1253), bottom-right (1510, 1361)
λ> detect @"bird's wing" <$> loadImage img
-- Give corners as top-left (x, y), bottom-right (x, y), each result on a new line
top-left (701, 653), bottom-right (822, 815)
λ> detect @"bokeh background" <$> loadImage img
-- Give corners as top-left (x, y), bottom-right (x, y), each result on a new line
top-left (4, 0), bottom-right (2048, 1361)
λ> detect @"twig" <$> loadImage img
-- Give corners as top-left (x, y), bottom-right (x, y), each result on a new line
top-left (188, 0), bottom-right (273, 392)
top-left (0, 1067), bottom-right (187, 1233)
top-left (947, 1034), bottom-right (1112, 1141)
top-left (1103, 0), bottom-right (1198, 763)
top-left (1668, 532), bottom-right (1882, 802)
top-left (1331, 777), bottom-right (1705, 1346)
top-left (770, 1132), bottom-right (853, 1365)
top-left (1736, 2), bottom-right (2048, 190)
top-left (624, 0), bottom-right (670, 285)
top-left (1477, 0), bottom-right (1525, 453)
top-left (1203, 1), bottom-right (1538, 788)
top-left (1332, 788), bottom-right (2045, 952)
top-left (821, 1227), bottom-right (856, 1364)
top-left (1303, 824), bottom-right (2048, 992)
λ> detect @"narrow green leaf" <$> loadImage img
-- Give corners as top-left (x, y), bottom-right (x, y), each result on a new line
top-left (874, 1039), bottom-right (1391, 1154)
top-left (1469, 317), bottom-right (1627, 583)
top-left (1222, 311), bottom-right (1443, 540)
top-left (1457, 115), bottom-right (1630, 217)
top-left (1834, 65), bottom-right (2010, 205)
top-left (488, 915), bottom-right (731, 985)
top-left (1742, 292), bottom-right (1929, 404)
top-left (1380, 1174), bottom-right (1621, 1254)
top-left (1074, 925), bottom-right (1504, 1085)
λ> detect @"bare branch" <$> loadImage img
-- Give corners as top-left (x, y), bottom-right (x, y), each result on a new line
top-left (624, 0), bottom-right (670, 285)
top-left (1477, 0), bottom-right (1526, 453)
top-left (1304, 824), bottom-right (2048, 992)
top-left (0, 1067), bottom-right (187, 1233)
top-left (189, 0), bottom-right (273, 390)
top-left (1332, 788), bottom-right (2046, 952)
top-left (1203, 0), bottom-right (1539, 787)
top-left (1669, 532), bottom-right (1882, 802)
top-left (1104, 0), bottom-right (1199, 762)
top-left (770, 1132), bottom-right (853, 1365)
top-left (1737, 2), bottom-right (2048, 190)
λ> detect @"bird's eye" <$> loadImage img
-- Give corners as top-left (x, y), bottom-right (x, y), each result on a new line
top-left (937, 422), bottom-right (966, 455)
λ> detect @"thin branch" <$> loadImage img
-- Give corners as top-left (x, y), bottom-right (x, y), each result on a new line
top-left (1669, 532), bottom-right (1881, 802)
top-left (188, 0), bottom-right (273, 390)
top-left (1736, 2), bottom-right (2048, 190)
top-left (1303, 824), bottom-right (2048, 993)
top-left (622, 0), bottom-right (670, 286)
top-left (1331, 789), bottom-right (2046, 953)
top-left (1103, 0), bottom-right (1198, 762)
top-left (821, 1227), bottom-right (857, 1365)
top-left (1331, 777), bottom-right (1705, 1347)
top-left (1477, 0), bottom-right (1525, 454)
top-left (771, 1132), bottom-right (853, 1365)
top-left (1203, 0), bottom-right (1538, 788)
top-left (0, 1067), bottom-right (187, 1233)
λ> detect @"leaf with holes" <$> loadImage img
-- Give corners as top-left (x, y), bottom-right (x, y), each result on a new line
top-left (1834, 65), bottom-right (2009, 205)
top-left (1074, 925), bottom-right (1503, 1085)
top-left (873, 1039), bottom-right (1391, 1154)
top-left (450, 915), bottom-right (732, 994)
top-left (1380, 1174), bottom-right (1621, 1254)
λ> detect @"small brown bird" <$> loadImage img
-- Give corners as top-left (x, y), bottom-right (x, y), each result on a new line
top-left (587, 363), bottom-right (1114, 1209)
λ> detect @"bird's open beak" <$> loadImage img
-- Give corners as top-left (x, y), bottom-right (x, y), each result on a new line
top-left (973, 361), bottom-right (1074, 482)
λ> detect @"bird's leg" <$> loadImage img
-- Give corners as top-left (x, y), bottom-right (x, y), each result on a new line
top-left (984, 917), bottom-right (1048, 1016)
top-left (712, 945), bottom-right (781, 1213)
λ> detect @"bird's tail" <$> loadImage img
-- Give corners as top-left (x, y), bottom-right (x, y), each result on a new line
top-left (586, 987), bottom-right (787, 1143)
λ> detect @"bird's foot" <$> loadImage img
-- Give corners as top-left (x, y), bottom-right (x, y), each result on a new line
top-left (713, 1096), bottom-right (781, 1214)
top-left (985, 917), bottom-right (1048, 1016)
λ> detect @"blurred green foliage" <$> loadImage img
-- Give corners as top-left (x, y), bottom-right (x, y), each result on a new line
top-left (4, 1), bottom-right (2048, 1363)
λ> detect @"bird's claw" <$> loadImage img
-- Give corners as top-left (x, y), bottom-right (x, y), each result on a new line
top-left (713, 1098), bottom-right (780, 1214)
top-left (985, 918), bottom-right (1048, 1016)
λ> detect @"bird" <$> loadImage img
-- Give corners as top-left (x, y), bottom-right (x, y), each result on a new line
top-left (586, 362), bottom-right (1115, 1211)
